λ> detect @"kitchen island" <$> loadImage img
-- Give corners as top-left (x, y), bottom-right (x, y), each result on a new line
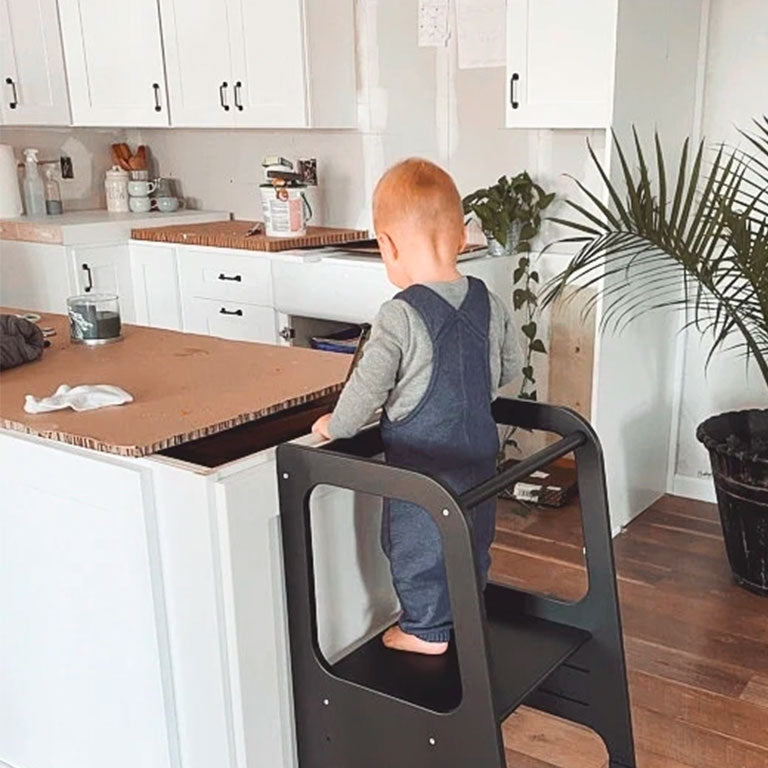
top-left (0, 313), bottom-right (398, 768)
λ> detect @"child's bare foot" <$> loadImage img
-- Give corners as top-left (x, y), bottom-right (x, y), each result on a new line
top-left (382, 626), bottom-right (448, 655)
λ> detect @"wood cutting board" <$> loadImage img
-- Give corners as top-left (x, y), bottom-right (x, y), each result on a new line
top-left (131, 220), bottom-right (369, 253)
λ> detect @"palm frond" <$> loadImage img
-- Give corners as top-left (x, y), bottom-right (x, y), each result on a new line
top-left (543, 123), bottom-right (768, 389)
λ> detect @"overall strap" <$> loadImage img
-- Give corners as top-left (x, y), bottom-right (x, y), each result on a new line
top-left (394, 283), bottom-right (458, 342)
top-left (457, 276), bottom-right (491, 338)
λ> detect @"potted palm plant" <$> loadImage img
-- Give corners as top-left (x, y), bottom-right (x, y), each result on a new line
top-left (543, 119), bottom-right (768, 595)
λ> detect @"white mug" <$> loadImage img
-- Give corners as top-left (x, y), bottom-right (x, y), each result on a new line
top-left (129, 195), bottom-right (154, 213)
top-left (128, 180), bottom-right (157, 197)
top-left (156, 196), bottom-right (184, 213)
top-left (260, 185), bottom-right (313, 237)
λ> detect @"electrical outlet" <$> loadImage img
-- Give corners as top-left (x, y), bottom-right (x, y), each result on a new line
top-left (60, 155), bottom-right (73, 179)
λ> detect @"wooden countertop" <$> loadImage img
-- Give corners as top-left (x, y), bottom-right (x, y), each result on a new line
top-left (131, 219), bottom-right (369, 252)
top-left (0, 310), bottom-right (349, 457)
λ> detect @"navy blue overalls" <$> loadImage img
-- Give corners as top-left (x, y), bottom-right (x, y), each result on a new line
top-left (380, 276), bottom-right (499, 643)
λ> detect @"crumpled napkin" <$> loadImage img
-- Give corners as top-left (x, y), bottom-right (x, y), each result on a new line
top-left (24, 384), bottom-right (134, 414)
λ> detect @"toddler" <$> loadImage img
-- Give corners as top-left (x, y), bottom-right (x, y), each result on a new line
top-left (313, 158), bottom-right (521, 655)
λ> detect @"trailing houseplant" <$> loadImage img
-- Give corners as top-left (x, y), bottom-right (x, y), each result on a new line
top-left (542, 120), bottom-right (768, 595)
top-left (463, 173), bottom-right (554, 404)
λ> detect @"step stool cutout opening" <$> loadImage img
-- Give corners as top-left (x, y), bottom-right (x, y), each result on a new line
top-left (309, 484), bottom-right (399, 665)
top-left (493, 486), bottom-right (589, 604)
top-left (308, 483), bottom-right (467, 713)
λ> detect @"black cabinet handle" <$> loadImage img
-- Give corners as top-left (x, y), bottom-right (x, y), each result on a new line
top-left (220, 81), bottom-right (230, 111)
top-left (5, 77), bottom-right (18, 109)
top-left (510, 73), bottom-right (520, 110)
top-left (152, 83), bottom-right (162, 112)
top-left (82, 263), bottom-right (94, 293)
top-left (218, 272), bottom-right (242, 282)
top-left (234, 81), bottom-right (243, 111)
top-left (219, 307), bottom-right (243, 316)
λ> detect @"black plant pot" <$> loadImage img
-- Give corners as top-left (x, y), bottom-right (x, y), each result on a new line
top-left (697, 409), bottom-right (768, 596)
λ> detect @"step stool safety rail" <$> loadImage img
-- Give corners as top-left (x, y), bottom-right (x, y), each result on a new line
top-left (276, 397), bottom-right (636, 768)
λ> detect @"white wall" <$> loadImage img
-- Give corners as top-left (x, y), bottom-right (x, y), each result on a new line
top-left (672, 0), bottom-right (768, 498)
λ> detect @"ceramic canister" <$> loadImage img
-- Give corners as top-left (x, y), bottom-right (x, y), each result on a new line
top-left (260, 184), bottom-right (313, 237)
top-left (105, 166), bottom-right (130, 213)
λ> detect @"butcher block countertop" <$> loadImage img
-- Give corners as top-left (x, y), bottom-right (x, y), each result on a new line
top-left (0, 310), bottom-right (349, 457)
top-left (131, 219), bottom-right (369, 253)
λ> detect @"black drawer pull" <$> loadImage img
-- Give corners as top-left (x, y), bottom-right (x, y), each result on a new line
top-left (220, 81), bottom-right (230, 111)
top-left (82, 263), bottom-right (94, 293)
top-left (218, 272), bottom-right (242, 282)
top-left (510, 72), bottom-right (520, 110)
top-left (152, 82), bottom-right (162, 112)
top-left (219, 307), bottom-right (243, 316)
top-left (6, 77), bottom-right (18, 109)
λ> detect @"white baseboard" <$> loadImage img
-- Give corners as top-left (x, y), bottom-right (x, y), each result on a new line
top-left (671, 473), bottom-right (717, 503)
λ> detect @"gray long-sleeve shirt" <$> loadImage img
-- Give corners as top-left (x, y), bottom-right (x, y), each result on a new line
top-left (328, 277), bottom-right (522, 439)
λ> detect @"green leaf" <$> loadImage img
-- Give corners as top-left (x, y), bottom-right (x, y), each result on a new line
top-left (530, 271), bottom-right (540, 283)
top-left (530, 339), bottom-right (547, 354)
top-left (513, 289), bottom-right (527, 310)
top-left (513, 266), bottom-right (526, 283)
top-left (521, 321), bottom-right (537, 339)
top-left (522, 365), bottom-right (535, 380)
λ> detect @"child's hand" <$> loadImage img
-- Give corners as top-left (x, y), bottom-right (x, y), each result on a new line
top-left (312, 413), bottom-right (333, 441)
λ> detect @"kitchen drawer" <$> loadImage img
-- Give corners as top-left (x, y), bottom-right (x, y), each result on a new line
top-left (183, 297), bottom-right (277, 344)
top-left (178, 249), bottom-right (273, 306)
top-left (272, 259), bottom-right (395, 324)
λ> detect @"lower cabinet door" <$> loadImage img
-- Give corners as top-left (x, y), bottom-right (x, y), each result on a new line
top-left (184, 296), bottom-right (277, 343)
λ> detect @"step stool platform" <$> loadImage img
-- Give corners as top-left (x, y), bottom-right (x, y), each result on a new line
top-left (331, 587), bottom-right (590, 718)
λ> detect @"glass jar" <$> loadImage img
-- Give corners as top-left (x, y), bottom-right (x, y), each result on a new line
top-left (67, 294), bottom-right (122, 345)
top-left (105, 166), bottom-right (129, 213)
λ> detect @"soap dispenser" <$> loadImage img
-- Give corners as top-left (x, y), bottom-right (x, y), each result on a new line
top-left (22, 148), bottom-right (46, 216)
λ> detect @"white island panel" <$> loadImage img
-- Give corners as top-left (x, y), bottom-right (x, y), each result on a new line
top-left (0, 435), bottom-right (174, 768)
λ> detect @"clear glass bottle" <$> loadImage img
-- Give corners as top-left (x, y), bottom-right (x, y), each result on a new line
top-left (22, 148), bottom-right (46, 216)
top-left (44, 166), bottom-right (63, 215)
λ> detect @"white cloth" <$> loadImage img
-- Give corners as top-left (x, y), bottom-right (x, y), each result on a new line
top-left (24, 384), bottom-right (133, 414)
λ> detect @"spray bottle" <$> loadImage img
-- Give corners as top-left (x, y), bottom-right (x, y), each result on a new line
top-left (22, 148), bottom-right (46, 216)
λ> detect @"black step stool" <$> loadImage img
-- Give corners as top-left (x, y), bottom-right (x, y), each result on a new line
top-left (277, 398), bottom-right (636, 768)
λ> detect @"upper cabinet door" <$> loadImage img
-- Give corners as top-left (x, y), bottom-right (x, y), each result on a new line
top-left (57, 0), bottom-right (169, 126)
top-left (229, 0), bottom-right (308, 128)
top-left (158, 0), bottom-right (236, 127)
top-left (0, 0), bottom-right (71, 125)
top-left (506, 0), bottom-right (618, 129)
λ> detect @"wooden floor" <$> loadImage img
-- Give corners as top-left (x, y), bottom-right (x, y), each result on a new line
top-left (489, 494), bottom-right (768, 768)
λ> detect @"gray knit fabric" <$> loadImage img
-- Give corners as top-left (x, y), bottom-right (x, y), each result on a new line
top-left (328, 277), bottom-right (521, 439)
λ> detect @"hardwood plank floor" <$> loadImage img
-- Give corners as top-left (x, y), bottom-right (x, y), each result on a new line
top-left (489, 494), bottom-right (768, 768)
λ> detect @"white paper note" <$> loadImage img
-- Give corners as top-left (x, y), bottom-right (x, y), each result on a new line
top-left (418, 0), bottom-right (450, 47)
top-left (456, 0), bottom-right (506, 69)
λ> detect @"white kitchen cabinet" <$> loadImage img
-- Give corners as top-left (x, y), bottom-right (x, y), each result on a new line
top-left (57, 0), bottom-right (169, 126)
top-left (178, 248), bottom-right (273, 306)
top-left (160, 0), bottom-right (357, 129)
top-left (0, 240), bottom-right (72, 312)
top-left (70, 244), bottom-right (136, 322)
top-left (131, 243), bottom-right (183, 330)
top-left (157, 0), bottom-right (235, 127)
top-left (505, 0), bottom-right (618, 129)
top-left (229, 0), bottom-right (307, 128)
top-left (0, 0), bottom-right (71, 125)
top-left (184, 296), bottom-right (277, 344)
